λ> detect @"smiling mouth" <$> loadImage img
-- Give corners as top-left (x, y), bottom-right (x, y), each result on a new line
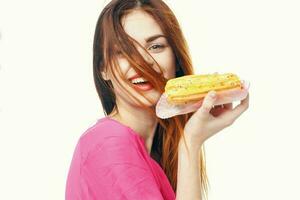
top-left (130, 80), bottom-right (154, 91)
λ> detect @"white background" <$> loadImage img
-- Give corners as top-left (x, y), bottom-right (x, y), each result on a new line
top-left (1, 0), bottom-right (300, 199)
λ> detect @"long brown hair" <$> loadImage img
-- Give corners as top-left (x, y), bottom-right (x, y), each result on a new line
top-left (93, 0), bottom-right (209, 198)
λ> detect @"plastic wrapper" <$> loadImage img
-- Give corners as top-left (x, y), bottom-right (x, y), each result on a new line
top-left (155, 80), bottom-right (250, 119)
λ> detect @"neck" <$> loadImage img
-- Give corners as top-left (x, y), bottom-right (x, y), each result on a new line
top-left (108, 106), bottom-right (158, 155)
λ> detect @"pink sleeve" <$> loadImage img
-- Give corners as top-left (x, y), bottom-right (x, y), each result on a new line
top-left (82, 136), bottom-right (164, 200)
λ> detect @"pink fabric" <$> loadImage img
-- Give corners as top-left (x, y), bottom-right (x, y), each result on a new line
top-left (65, 117), bottom-right (176, 200)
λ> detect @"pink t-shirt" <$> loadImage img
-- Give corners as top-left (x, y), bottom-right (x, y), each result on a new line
top-left (65, 117), bottom-right (176, 200)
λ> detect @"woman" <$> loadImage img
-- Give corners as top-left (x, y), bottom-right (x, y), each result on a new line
top-left (65, 0), bottom-right (250, 199)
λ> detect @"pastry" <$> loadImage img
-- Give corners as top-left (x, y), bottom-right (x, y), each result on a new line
top-left (165, 73), bottom-right (242, 105)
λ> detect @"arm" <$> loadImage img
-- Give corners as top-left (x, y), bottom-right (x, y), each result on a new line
top-left (176, 138), bottom-right (202, 200)
top-left (176, 91), bottom-right (249, 200)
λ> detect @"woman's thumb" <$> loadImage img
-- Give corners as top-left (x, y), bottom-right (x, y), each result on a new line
top-left (196, 90), bottom-right (217, 116)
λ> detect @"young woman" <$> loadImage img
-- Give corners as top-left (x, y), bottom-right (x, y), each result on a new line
top-left (65, 0), bottom-right (250, 199)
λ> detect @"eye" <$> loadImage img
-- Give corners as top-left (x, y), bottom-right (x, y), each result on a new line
top-left (148, 44), bottom-right (165, 52)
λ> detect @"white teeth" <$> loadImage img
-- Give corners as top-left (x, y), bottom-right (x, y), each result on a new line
top-left (131, 77), bottom-right (148, 84)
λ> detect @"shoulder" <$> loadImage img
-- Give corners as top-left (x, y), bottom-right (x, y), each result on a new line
top-left (77, 117), bottom-right (141, 162)
top-left (79, 117), bottom-right (133, 144)
top-left (79, 122), bottom-right (162, 200)
top-left (68, 118), bottom-right (161, 199)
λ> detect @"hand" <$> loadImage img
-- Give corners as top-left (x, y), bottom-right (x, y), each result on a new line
top-left (183, 90), bottom-right (250, 148)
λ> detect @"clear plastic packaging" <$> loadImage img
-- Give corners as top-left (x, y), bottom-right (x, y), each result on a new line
top-left (156, 80), bottom-right (250, 119)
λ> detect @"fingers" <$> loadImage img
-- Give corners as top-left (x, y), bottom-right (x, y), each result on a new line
top-left (217, 93), bottom-right (250, 126)
top-left (196, 90), bottom-right (217, 117)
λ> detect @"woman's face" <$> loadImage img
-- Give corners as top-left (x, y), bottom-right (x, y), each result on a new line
top-left (103, 9), bottom-right (176, 108)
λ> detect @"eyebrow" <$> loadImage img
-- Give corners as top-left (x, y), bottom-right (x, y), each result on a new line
top-left (145, 34), bottom-right (166, 43)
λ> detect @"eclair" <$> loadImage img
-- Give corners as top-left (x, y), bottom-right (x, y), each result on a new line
top-left (165, 73), bottom-right (242, 105)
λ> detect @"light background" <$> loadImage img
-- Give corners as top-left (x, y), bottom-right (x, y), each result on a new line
top-left (1, 0), bottom-right (300, 199)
